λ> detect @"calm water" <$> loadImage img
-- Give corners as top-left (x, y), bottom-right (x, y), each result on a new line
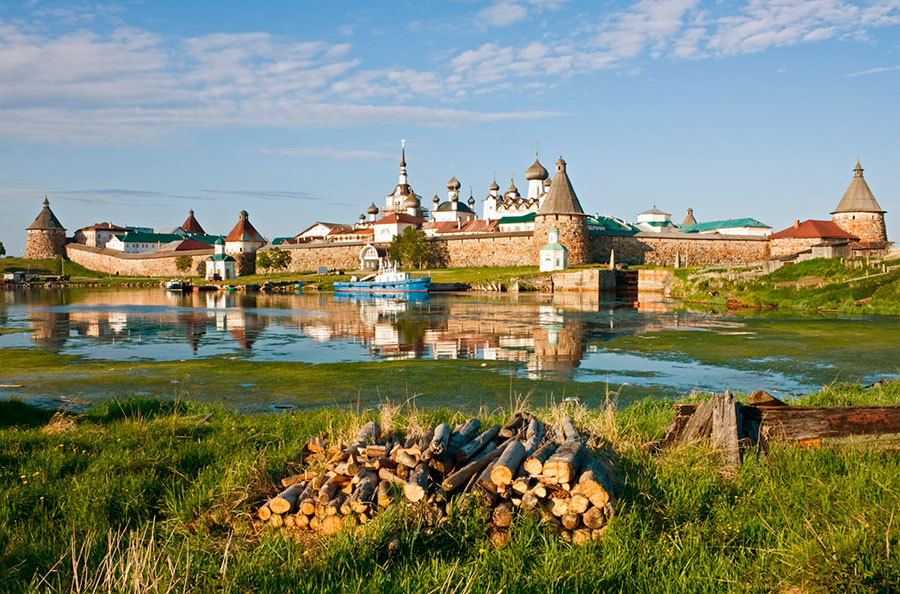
top-left (1, 287), bottom-right (898, 397)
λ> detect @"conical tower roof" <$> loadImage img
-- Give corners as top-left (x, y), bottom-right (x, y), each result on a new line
top-left (832, 160), bottom-right (885, 214)
top-left (682, 208), bottom-right (697, 226)
top-left (225, 210), bottom-right (265, 242)
top-left (181, 209), bottom-right (206, 235)
top-left (537, 158), bottom-right (586, 216)
top-left (27, 197), bottom-right (66, 230)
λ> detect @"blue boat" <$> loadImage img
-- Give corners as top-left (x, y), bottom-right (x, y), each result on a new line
top-left (334, 266), bottom-right (430, 293)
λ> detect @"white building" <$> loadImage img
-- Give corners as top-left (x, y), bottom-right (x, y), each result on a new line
top-left (224, 210), bottom-right (267, 256)
top-left (432, 175), bottom-right (477, 223)
top-left (371, 213), bottom-right (423, 242)
top-left (540, 227), bottom-right (569, 272)
top-left (205, 238), bottom-right (236, 280)
top-left (294, 222), bottom-right (351, 242)
top-left (483, 153), bottom-right (549, 220)
top-left (107, 232), bottom-right (185, 253)
top-left (635, 207), bottom-right (677, 233)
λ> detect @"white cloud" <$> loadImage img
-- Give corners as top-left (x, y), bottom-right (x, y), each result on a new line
top-left (477, 2), bottom-right (530, 27)
top-left (846, 64), bottom-right (900, 76)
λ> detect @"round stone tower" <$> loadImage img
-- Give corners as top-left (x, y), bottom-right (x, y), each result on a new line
top-left (831, 161), bottom-right (887, 243)
top-left (224, 210), bottom-right (267, 276)
top-left (532, 157), bottom-right (589, 264)
top-left (24, 197), bottom-right (67, 259)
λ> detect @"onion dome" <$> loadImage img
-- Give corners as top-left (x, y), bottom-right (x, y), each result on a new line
top-left (525, 157), bottom-right (549, 181)
top-left (367, 202), bottom-right (379, 215)
top-left (467, 196), bottom-right (475, 208)
top-left (489, 179), bottom-right (500, 191)
top-left (359, 213), bottom-right (365, 221)
top-left (214, 237), bottom-right (224, 246)
top-left (433, 193), bottom-right (440, 204)
top-left (446, 176), bottom-right (461, 191)
top-left (403, 194), bottom-right (420, 208)
top-left (506, 177), bottom-right (519, 196)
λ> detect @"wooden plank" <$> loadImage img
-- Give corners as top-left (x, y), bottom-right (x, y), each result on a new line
top-left (711, 391), bottom-right (742, 468)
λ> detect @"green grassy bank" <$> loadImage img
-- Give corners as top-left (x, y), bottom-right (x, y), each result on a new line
top-left (673, 258), bottom-right (900, 315)
top-left (0, 348), bottom-right (665, 412)
top-left (1, 383), bottom-right (899, 593)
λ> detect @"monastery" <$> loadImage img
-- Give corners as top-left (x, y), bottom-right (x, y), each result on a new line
top-left (23, 144), bottom-right (892, 278)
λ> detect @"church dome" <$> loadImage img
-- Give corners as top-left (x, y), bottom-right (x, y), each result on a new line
top-left (432, 193), bottom-right (440, 204)
top-left (489, 179), bottom-right (500, 191)
top-left (525, 158), bottom-right (549, 181)
top-left (446, 176), bottom-right (461, 191)
top-left (403, 194), bottom-right (420, 208)
top-left (367, 202), bottom-right (379, 215)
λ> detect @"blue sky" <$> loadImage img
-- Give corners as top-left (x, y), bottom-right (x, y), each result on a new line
top-left (1, 0), bottom-right (899, 255)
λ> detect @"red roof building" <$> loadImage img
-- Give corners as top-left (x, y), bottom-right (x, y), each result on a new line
top-left (181, 210), bottom-right (206, 235)
top-left (225, 210), bottom-right (265, 243)
top-left (769, 219), bottom-right (858, 240)
top-left (373, 213), bottom-right (424, 226)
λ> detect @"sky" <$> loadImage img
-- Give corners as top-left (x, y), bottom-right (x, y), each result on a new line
top-left (1, 0), bottom-right (899, 255)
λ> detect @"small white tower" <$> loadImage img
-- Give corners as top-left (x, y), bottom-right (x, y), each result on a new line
top-left (483, 178), bottom-right (500, 220)
top-left (540, 226), bottom-right (569, 272)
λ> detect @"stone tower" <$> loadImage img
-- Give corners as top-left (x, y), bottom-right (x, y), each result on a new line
top-left (532, 157), bottom-right (589, 264)
top-left (831, 160), bottom-right (887, 243)
top-left (224, 210), bottom-right (267, 276)
top-left (24, 197), bottom-right (67, 259)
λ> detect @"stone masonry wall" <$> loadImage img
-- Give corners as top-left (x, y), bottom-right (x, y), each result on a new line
top-left (66, 244), bottom-right (211, 276)
top-left (832, 212), bottom-right (887, 243)
top-left (769, 237), bottom-right (821, 257)
top-left (24, 229), bottom-right (67, 259)
top-left (591, 234), bottom-right (769, 266)
top-left (534, 215), bottom-right (589, 265)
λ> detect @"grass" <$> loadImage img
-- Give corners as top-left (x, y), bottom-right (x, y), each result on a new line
top-left (0, 348), bottom-right (669, 411)
top-left (673, 258), bottom-right (900, 315)
top-left (1, 381), bottom-right (899, 593)
top-left (0, 257), bottom-right (105, 280)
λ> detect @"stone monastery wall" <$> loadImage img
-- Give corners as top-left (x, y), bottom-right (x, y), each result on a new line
top-left (66, 244), bottom-right (211, 277)
top-left (66, 231), bottom-right (770, 277)
top-left (590, 234), bottom-right (770, 267)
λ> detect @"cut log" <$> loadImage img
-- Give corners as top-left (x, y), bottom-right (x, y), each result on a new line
top-left (490, 441), bottom-right (526, 488)
top-left (280, 472), bottom-right (315, 488)
top-left (350, 421), bottom-right (380, 448)
top-left (493, 503), bottom-right (513, 528)
top-left (573, 527), bottom-right (592, 545)
top-left (441, 437), bottom-right (511, 493)
top-left (428, 451), bottom-right (457, 475)
top-left (269, 482), bottom-right (307, 514)
top-left (299, 498), bottom-right (316, 516)
top-left (258, 502), bottom-right (272, 521)
top-left (561, 512), bottom-right (581, 531)
top-left (488, 527), bottom-right (509, 548)
top-left (320, 515), bottom-right (342, 536)
top-left (326, 493), bottom-right (345, 516)
top-left (521, 492), bottom-right (539, 510)
top-left (430, 424), bottom-right (452, 456)
top-left (269, 513), bottom-right (283, 528)
top-left (447, 418), bottom-right (481, 453)
top-left (456, 424), bottom-right (501, 462)
top-left (550, 496), bottom-right (569, 517)
top-left (396, 450), bottom-right (418, 468)
top-left (522, 419), bottom-right (545, 456)
top-left (349, 470), bottom-right (379, 512)
top-left (377, 468), bottom-right (405, 484)
top-left (318, 478), bottom-right (342, 504)
top-left (500, 413), bottom-right (525, 438)
top-left (543, 441), bottom-right (584, 485)
top-left (561, 417), bottom-right (579, 442)
top-left (567, 493), bottom-right (590, 515)
top-left (524, 442), bottom-right (557, 476)
top-left (365, 445), bottom-right (387, 458)
top-left (677, 396), bottom-right (718, 443)
top-left (528, 482), bottom-right (548, 499)
top-left (582, 506), bottom-right (606, 530)
top-left (711, 391), bottom-right (742, 468)
top-left (576, 458), bottom-right (614, 508)
top-left (395, 464), bottom-right (410, 481)
top-left (377, 480), bottom-right (392, 507)
top-left (296, 513), bottom-right (309, 529)
top-left (511, 476), bottom-right (532, 495)
top-left (307, 436), bottom-right (326, 453)
top-left (308, 515), bottom-right (320, 531)
top-left (404, 462), bottom-right (430, 503)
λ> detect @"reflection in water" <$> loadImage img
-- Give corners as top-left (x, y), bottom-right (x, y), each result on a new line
top-left (2, 287), bottom-right (898, 393)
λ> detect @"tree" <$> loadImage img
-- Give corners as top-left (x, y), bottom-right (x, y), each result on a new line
top-left (0, 241), bottom-right (5, 256)
top-left (268, 247), bottom-right (292, 273)
top-left (256, 250), bottom-right (272, 275)
top-left (388, 227), bottom-right (430, 269)
top-left (175, 255), bottom-right (192, 275)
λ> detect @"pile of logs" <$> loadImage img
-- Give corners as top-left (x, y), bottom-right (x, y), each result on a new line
top-left (257, 412), bottom-right (615, 544)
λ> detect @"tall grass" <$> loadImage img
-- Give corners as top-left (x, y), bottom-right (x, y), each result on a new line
top-left (2, 385), bottom-right (899, 593)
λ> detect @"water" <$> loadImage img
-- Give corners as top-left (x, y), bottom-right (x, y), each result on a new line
top-left (1, 287), bottom-right (898, 397)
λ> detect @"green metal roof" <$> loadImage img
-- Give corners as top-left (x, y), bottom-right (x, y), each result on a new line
top-left (679, 218), bottom-right (771, 233)
top-left (208, 253), bottom-right (235, 262)
top-left (113, 232), bottom-right (185, 244)
top-left (641, 220), bottom-right (675, 227)
top-left (587, 215), bottom-right (639, 236)
top-left (541, 242), bottom-right (568, 251)
top-left (497, 212), bottom-right (536, 224)
top-left (188, 234), bottom-right (224, 245)
top-left (271, 237), bottom-right (293, 245)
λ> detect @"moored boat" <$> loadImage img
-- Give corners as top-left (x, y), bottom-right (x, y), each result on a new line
top-left (163, 279), bottom-right (191, 292)
top-left (334, 265), bottom-right (430, 293)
